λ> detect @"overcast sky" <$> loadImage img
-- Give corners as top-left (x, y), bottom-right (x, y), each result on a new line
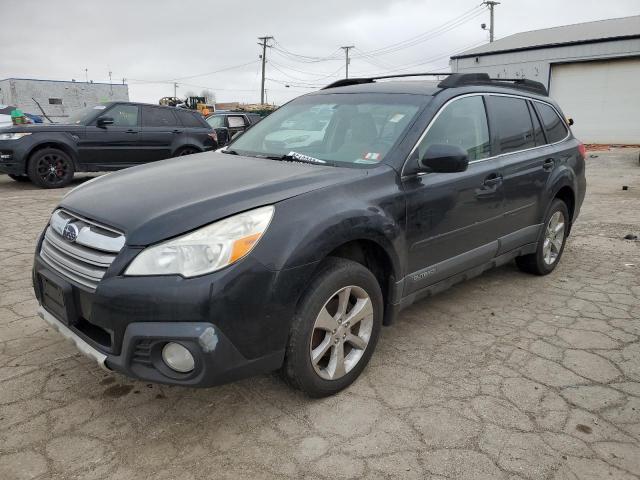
top-left (1, 0), bottom-right (639, 106)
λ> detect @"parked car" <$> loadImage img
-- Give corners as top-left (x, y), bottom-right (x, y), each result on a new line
top-left (206, 111), bottom-right (263, 145)
top-left (33, 73), bottom-right (585, 397)
top-left (0, 102), bottom-right (217, 188)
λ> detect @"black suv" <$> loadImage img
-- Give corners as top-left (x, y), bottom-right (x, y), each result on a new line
top-left (32, 73), bottom-right (586, 397)
top-left (0, 102), bottom-right (217, 188)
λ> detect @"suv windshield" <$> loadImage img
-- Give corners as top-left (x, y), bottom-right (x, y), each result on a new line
top-left (67, 104), bottom-right (108, 125)
top-left (229, 93), bottom-right (425, 167)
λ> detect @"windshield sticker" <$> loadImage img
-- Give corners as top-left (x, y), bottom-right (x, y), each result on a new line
top-left (364, 152), bottom-right (381, 161)
top-left (287, 151), bottom-right (326, 164)
top-left (93, 105), bottom-right (107, 110)
top-left (389, 113), bottom-right (405, 123)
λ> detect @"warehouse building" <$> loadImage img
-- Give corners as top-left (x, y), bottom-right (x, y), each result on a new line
top-left (0, 78), bottom-right (129, 123)
top-left (450, 15), bottom-right (640, 144)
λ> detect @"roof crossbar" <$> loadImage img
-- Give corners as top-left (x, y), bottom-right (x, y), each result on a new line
top-left (323, 72), bottom-right (549, 96)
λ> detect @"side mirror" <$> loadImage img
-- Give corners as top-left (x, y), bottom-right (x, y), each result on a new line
top-left (97, 117), bottom-right (114, 127)
top-left (419, 144), bottom-right (469, 173)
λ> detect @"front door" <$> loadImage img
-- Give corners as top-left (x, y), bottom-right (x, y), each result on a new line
top-left (79, 104), bottom-right (140, 169)
top-left (403, 94), bottom-right (504, 295)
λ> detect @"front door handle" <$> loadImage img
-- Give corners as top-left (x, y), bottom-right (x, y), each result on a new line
top-left (543, 158), bottom-right (555, 171)
top-left (483, 173), bottom-right (503, 186)
top-left (172, 129), bottom-right (183, 134)
top-left (125, 129), bottom-right (138, 134)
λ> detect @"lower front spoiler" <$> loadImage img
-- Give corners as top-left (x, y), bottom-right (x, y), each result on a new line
top-left (38, 305), bottom-right (284, 387)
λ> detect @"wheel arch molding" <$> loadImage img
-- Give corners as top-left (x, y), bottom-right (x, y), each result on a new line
top-left (26, 139), bottom-right (80, 169)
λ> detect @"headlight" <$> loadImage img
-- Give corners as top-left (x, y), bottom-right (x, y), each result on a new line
top-left (125, 206), bottom-right (274, 277)
top-left (0, 132), bottom-right (32, 140)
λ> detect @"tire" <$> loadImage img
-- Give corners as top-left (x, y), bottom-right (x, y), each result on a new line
top-left (27, 148), bottom-right (75, 188)
top-left (282, 257), bottom-right (383, 397)
top-left (175, 147), bottom-right (198, 157)
top-left (8, 174), bottom-right (30, 182)
top-left (516, 199), bottom-right (570, 275)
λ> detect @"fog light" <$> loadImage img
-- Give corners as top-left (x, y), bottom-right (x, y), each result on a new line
top-left (162, 342), bottom-right (195, 373)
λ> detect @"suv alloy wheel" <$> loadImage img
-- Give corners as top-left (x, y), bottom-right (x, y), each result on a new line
top-left (283, 258), bottom-right (383, 397)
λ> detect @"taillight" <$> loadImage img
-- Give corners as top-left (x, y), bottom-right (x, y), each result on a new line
top-left (577, 143), bottom-right (586, 159)
top-left (208, 131), bottom-right (218, 143)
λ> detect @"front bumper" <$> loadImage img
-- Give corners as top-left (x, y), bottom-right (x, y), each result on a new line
top-left (38, 305), bottom-right (283, 387)
top-left (33, 240), bottom-right (316, 387)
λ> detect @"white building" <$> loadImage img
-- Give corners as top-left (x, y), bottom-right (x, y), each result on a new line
top-left (450, 16), bottom-right (640, 144)
top-left (0, 78), bottom-right (129, 123)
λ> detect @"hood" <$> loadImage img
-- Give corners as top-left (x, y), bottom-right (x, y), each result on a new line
top-left (2, 122), bottom-right (85, 133)
top-left (60, 151), bottom-right (366, 245)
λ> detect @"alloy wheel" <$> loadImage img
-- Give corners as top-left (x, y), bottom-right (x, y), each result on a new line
top-left (542, 210), bottom-right (566, 266)
top-left (309, 285), bottom-right (374, 380)
top-left (35, 153), bottom-right (70, 186)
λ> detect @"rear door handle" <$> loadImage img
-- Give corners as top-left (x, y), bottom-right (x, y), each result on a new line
top-left (172, 129), bottom-right (183, 134)
top-left (483, 173), bottom-right (503, 186)
top-left (543, 158), bottom-right (555, 171)
top-left (126, 129), bottom-right (137, 134)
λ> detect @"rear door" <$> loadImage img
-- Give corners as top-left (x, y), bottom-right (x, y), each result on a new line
top-left (137, 106), bottom-right (180, 162)
top-left (402, 94), bottom-right (504, 294)
top-left (487, 95), bottom-right (565, 252)
top-left (79, 104), bottom-right (140, 169)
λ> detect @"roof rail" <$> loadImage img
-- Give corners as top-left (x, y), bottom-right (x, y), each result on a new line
top-left (322, 72), bottom-right (449, 90)
top-left (323, 72), bottom-right (549, 96)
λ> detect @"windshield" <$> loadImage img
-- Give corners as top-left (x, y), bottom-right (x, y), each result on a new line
top-left (229, 93), bottom-right (425, 167)
top-left (67, 104), bottom-right (108, 125)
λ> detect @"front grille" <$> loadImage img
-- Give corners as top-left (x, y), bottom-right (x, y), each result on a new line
top-left (40, 209), bottom-right (125, 291)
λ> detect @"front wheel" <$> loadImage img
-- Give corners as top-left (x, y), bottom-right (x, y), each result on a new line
top-left (516, 199), bottom-right (569, 275)
top-left (282, 258), bottom-right (383, 397)
top-left (27, 148), bottom-right (75, 188)
top-left (175, 147), bottom-right (198, 157)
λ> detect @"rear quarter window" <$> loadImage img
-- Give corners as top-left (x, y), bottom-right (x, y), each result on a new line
top-left (176, 110), bottom-right (206, 128)
top-left (536, 103), bottom-right (569, 144)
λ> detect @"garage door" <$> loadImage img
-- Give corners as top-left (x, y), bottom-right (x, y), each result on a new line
top-left (549, 58), bottom-right (640, 144)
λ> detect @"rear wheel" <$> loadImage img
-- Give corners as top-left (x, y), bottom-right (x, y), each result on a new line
top-left (516, 199), bottom-right (569, 275)
top-left (8, 174), bottom-right (30, 182)
top-left (283, 258), bottom-right (383, 397)
top-left (27, 148), bottom-right (74, 188)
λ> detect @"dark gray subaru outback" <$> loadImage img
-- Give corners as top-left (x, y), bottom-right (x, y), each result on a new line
top-left (33, 73), bottom-right (586, 397)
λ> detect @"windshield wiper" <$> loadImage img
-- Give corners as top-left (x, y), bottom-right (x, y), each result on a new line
top-left (221, 148), bottom-right (238, 155)
top-left (273, 152), bottom-right (328, 165)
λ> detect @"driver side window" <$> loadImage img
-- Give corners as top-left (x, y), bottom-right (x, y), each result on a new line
top-left (417, 96), bottom-right (490, 161)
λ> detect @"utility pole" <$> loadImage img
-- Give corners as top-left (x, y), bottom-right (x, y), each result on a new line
top-left (482, 1), bottom-right (500, 42)
top-left (258, 36), bottom-right (273, 105)
top-left (84, 68), bottom-right (89, 83)
top-left (174, 82), bottom-right (178, 98)
top-left (341, 46), bottom-right (355, 79)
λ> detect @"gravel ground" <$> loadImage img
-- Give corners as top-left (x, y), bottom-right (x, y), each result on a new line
top-left (0, 150), bottom-right (639, 480)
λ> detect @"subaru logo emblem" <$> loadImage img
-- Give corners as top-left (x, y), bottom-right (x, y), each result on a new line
top-left (62, 222), bottom-right (79, 242)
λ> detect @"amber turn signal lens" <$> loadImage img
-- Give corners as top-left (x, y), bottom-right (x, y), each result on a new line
top-left (230, 233), bottom-right (262, 263)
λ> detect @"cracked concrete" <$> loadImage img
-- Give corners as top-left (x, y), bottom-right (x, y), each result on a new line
top-left (0, 149), bottom-right (638, 479)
